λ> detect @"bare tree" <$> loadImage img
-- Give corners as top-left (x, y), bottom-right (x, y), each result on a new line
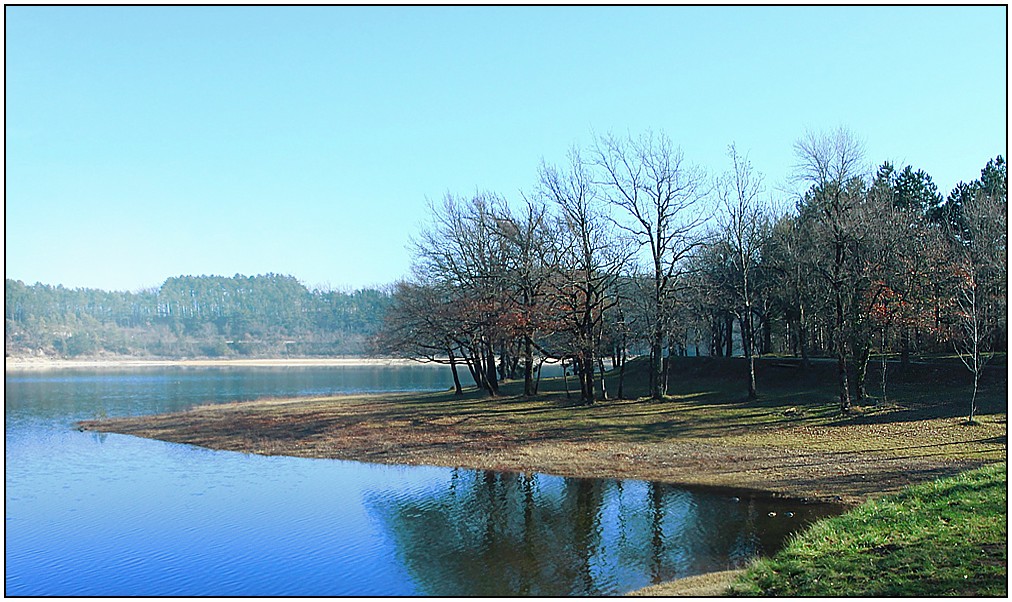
top-left (765, 208), bottom-right (827, 368)
top-left (792, 126), bottom-right (868, 413)
top-left (495, 196), bottom-right (560, 396)
top-left (590, 131), bottom-right (710, 399)
top-left (539, 148), bottom-right (629, 405)
top-left (945, 190), bottom-right (1007, 422)
top-left (410, 192), bottom-right (512, 395)
top-left (715, 144), bottom-right (772, 399)
top-left (376, 280), bottom-right (467, 395)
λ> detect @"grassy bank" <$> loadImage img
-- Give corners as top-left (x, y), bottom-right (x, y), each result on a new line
top-left (728, 462), bottom-right (1007, 597)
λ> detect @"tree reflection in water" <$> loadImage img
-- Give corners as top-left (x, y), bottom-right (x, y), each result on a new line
top-left (364, 470), bottom-right (842, 596)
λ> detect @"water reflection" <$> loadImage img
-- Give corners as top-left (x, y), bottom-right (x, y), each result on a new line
top-left (4, 366), bottom-right (459, 436)
top-left (7, 366), bottom-right (843, 596)
top-left (366, 470), bottom-right (842, 596)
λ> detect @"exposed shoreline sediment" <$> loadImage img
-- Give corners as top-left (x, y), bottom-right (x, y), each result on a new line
top-left (75, 388), bottom-right (1001, 506)
top-left (5, 356), bottom-right (426, 371)
top-left (65, 359), bottom-right (1006, 596)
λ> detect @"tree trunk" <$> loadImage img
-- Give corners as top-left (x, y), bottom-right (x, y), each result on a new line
top-left (798, 304), bottom-right (811, 369)
top-left (533, 357), bottom-right (545, 395)
top-left (650, 265), bottom-right (665, 400)
top-left (711, 316), bottom-right (722, 357)
top-left (969, 370), bottom-right (979, 423)
top-left (836, 345), bottom-right (851, 413)
top-left (664, 338), bottom-right (676, 396)
top-left (463, 353), bottom-right (481, 388)
top-left (598, 357), bottom-right (608, 401)
top-left (879, 325), bottom-right (889, 402)
top-left (579, 353), bottom-right (595, 405)
top-left (725, 314), bottom-right (734, 357)
top-left (497, 340), bottom-right (509, 381)
top-left (562, 357), bottom-right (571, 399)
top-left (447, 346), bottom-right (463, 395)
top-left (740, 313), bottom-right (757, 400)
top-left (762, 312), bottom-right (772, 356)
top-left (484, 340), bottom-right (499, 396)
top-left (617, 337), bottom-right (627, 400)
top-left (900, 326), bottom-right (910, 367)
top-left (853, 340), bottom-right (871, 403)
top-left (523, 335), bottom-right (535, 396)
top-left (650, 330), bottom-right (664, 399)
top-left (787, 318), bottom-right (796, 356)
top-left (835, 294), bottom-right (851, 413)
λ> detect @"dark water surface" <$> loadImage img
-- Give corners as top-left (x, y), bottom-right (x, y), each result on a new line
top-left (5, 365), bottom-right (844, 596)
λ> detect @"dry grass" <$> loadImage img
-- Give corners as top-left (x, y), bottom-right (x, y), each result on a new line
top-left (77, 357), bottom-right (1007, 505)
top-left (628, 568), bottom-right (747, 596)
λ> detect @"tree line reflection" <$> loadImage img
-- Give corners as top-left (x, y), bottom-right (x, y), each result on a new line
top-left (365, 470), bottom-right (843, 596)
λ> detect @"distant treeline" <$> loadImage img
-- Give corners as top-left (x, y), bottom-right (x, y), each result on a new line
top-left (5, 274), bottom-right (391, 358)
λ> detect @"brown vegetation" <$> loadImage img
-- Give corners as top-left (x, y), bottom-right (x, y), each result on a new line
top-left (77, 357), bottom-right (1006, 506)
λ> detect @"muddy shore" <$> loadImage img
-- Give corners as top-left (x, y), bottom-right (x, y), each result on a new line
top-left (75, 389), bottom-right (1002, 506)
top-left (5, 356), bottom-right (424, 371)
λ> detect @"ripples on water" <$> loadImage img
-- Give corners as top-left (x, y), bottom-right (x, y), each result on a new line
top-left (5, 366), bottom-right (843, 595)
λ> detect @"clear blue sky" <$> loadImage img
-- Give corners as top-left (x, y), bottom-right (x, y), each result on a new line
top-left (5, 5), bottom-right (1006, 292)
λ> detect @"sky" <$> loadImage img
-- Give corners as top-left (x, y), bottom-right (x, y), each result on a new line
top-left (4, 5), bottom-right (1007, 293)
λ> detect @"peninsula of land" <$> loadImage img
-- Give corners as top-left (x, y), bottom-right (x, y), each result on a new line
top-left (73, 356), bottom-right (1006, 595)
top-left (76, 357), bottom-right (1005, 504)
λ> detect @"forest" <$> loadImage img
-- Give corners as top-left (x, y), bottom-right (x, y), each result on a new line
top-left (5, 274), bottom-right (391, 358)
top-left (375, 128), bottom-right (1006, 416)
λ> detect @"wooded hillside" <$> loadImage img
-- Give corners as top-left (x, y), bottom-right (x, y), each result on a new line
top-left (5, 274), bottom-right (391, 358)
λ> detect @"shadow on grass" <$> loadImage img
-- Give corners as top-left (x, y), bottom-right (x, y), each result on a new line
top-left (78, 356), bottom-right (1006, 469)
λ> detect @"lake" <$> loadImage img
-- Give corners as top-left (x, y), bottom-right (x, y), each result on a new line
top-left (5, 364), bottom-right (844, 595)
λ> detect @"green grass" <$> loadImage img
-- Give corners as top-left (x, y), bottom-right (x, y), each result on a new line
top-left (728, 462), bottom-right (1007, 597)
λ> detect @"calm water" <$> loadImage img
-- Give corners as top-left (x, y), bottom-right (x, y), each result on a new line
top-left (5, 365), bottom-right (844, 596)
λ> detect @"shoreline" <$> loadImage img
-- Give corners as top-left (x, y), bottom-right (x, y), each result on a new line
top-left (76, 389), bottom-right (1000, 595)
top-left (69, 360), bottom-right (1006, 596)
top-left (75, 388), bottom-right (1003, 507)
top-left (5, 356), bottom-right (430, 371)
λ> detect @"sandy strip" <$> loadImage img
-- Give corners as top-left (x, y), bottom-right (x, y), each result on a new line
top-left (628, 568), bottom-right (746, 596)
top-left (5, 357), bottom-right (430, 371)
